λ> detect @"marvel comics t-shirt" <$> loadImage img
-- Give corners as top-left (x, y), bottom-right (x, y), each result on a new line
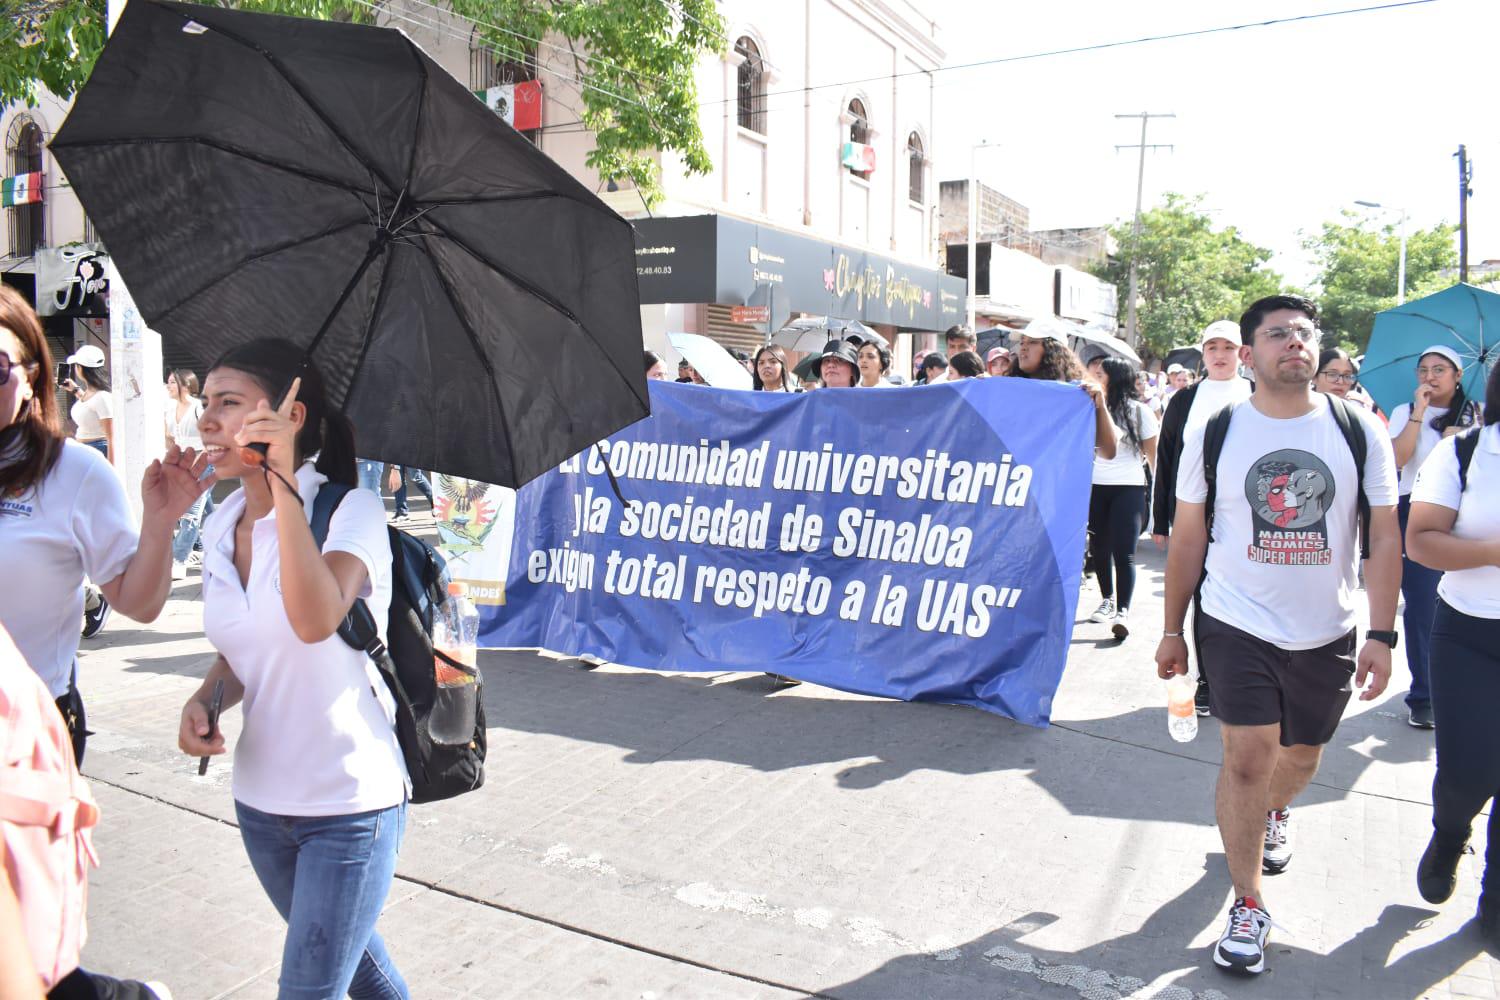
top-left (1176, 395), bottom-right (1397, 650)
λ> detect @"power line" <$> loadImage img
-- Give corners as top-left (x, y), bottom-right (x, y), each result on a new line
top-left (534, 0), bottom-right (1438, 132)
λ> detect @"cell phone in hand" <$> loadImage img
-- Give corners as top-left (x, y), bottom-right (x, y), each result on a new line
top-left (198, 678), bottom-right (225, 776)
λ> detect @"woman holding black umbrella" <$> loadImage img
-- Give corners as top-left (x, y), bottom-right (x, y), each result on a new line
top-left (176, 339), bottom-right (410, 1000)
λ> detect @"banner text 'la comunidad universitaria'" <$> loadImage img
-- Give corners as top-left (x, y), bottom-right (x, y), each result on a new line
top-left (477, 378), bottom-right (1095, 728)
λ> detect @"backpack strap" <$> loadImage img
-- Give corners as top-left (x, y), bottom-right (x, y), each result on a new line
top-left (1455, 425), bottom-right (1481, 493)
top-left (1201, 401), bottom-right (1240, 545)
top-left (310, 483), bottom-right (387, 661)
top-left (1326, 396), bottom-right (1371, 560)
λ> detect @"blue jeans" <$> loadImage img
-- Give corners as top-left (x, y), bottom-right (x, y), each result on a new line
top-left (394, 467), bottom-right (432, 515)
top-left (357, 459), bottom-right (384, 498)
top-left (82, 438), bottom-right (108, 457)
top-left (235, 801), bottom-right (410, 1000)
top-left (171, 490), bottom-right (207, 563)
top-left (1398, 495), bottom-right (1442, 710)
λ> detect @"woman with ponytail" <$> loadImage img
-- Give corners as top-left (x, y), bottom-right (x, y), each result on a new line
top-left (175, 338), bottom-right (410, 999)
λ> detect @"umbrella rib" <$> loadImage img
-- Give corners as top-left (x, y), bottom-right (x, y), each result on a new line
top-left (433, 229), bottom-right (649, 417)
top-left (171, 12), bottom-right (402, 195)
top-left (411, 242), bottom-right (519, 484)
top-left (339, 247), bottom-right (399, 416)
top-left (49, 135), bottom-right (372, 199)
top-left (148, 217), bottom-right (370, 327)
top-left (401, 36), bottom-right (427, 204)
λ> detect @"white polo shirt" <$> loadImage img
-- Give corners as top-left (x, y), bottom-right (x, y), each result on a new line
top-left (1410, 425), bottom-right (1500, 620)
top-left (0, 441), bottom-right (137, 696)
top-left (202, 463), bottom-right (406, 816)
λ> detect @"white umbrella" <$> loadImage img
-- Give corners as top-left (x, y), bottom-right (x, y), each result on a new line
top-left (1069, 324), bottom-right (1141, 366)
top-left (667, 332), bottom-right (753, 390)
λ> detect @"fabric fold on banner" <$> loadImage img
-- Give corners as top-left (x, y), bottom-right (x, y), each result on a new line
top-left (483, 378), bottom-right (1095, 728)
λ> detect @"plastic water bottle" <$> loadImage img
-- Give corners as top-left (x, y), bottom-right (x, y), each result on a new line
top-left (1166, 674), bottom-right (1198, 743)
top-left (430, 582), bottom-right (481, 744)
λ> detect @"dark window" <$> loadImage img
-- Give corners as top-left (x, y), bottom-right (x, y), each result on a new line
top-left (907, 132), bottom-right (924, 204)
top-left (846, 99), bottom-right (870, 179)
top-left (735, 37), bottom-right (765, 135)
top-left (469, 43), bottom-right (541, 146)
top-left (6, 117), bottom-right (45, 258)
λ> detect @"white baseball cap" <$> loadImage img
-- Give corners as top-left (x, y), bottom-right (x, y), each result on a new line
top-left (65, 345), bottom-right (106, 368)
top-left (1198, 320), bottom-right (1242, 349)
top-left (1418, 344), bottom-right (1464, 371)
top-left (1021, 317), bottom-right (1071, 343)
top-left (1166, 363), bottom-right (1187, 375)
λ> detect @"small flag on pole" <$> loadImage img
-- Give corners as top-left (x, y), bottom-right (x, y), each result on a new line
top-left (1, 172), bottom-right (42, 207)
top-left (841, 142), bottom-right (876, 174)
top-left (473, 80), bottom-right (543, 131)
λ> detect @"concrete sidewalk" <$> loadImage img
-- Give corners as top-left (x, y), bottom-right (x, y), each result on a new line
top-left (69, 544), bottom-right (1497, 999)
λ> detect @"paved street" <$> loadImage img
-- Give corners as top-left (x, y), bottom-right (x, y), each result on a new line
top-left (69, 532), bottom-right (1498, 999)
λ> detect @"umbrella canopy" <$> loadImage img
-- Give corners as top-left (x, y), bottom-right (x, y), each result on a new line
top-left (50, 0), bottom-right (646, 488)
top-left (1069, 325), bottom-right (1141, 366)
top-left (772, 316), bottom-right (888, 353)
top-left (1360, 283), bottom-right (1498, 415)
top-left (1163, 346), bottom-right (1203, 374)
top-left (667, 333), bottom-right (752, 390)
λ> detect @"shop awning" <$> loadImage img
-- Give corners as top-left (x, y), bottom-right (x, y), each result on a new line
top-left (633, 214), bottom-right (966, 334)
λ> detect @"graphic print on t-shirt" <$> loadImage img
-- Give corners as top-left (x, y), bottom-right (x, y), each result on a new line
top-left (1244, 449), bottom-right (1336, 566)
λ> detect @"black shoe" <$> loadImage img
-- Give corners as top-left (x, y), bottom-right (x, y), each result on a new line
top-left (1194, 676), bottom-right (1211, 717)
top-left (1409, 704), bottom-right (1436, 729)
top-left (1418, 832), bottom-right (1469, 903)
top-left (81, 593), bottom-right (111, 639)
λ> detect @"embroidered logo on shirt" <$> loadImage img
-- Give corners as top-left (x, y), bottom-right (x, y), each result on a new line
top-left (1244, 449), bottom-right (1335, 566)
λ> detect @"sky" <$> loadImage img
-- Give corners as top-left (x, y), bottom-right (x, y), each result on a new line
top-left (924, 0), bottom-right (1498, 286)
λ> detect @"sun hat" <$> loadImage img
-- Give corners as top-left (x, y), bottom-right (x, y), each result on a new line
top-left (64, 345), bottom-right (106, 368)
top-left (816, 339), bottom-right (859, 368)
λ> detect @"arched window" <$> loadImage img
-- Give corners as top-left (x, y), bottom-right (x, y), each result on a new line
top-left (846, 99), bottom-right (871, 179)
top-left (907, 132), bottom-right (924, 204)
top-left (6, 116), bottom-right (45, 258)
top-left (735, 36), bottom-right (765, 135)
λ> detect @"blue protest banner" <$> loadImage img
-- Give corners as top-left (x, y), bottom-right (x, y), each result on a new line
top-left (482, 378), bottom-right (1095, 727)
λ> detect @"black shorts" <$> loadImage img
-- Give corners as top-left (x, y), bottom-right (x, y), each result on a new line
top-left (1195, 610), bottom-right (1356, 747)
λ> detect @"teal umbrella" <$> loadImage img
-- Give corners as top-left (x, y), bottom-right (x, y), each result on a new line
top-left (1359, 283), bottom-right (1498, 415)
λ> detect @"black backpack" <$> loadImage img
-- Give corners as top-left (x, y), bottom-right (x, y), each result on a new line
top-left (311, 483), bottom-right (486, 804)
top-left (1202, 395), bottom-right (1371, 559)
top-left (1455, 425), bottom-right (1481, 493)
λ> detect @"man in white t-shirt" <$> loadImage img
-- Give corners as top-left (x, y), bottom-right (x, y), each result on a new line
top-left (1151, 321), bottom-right (1256, 713)
top-left (1155, 294), bottom-right (1401, 977)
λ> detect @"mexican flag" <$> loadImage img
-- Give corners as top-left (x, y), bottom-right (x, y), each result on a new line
top-left (841, 142), bottom-right (876, 174)
top-left (1, 172), bottom-right (42, 207)
top-left (474, 80), bottom-right (543, 131)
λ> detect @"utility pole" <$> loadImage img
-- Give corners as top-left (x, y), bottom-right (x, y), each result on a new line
top-left (1115, 112), bottom-right (1174, 345)
top-left (1455, 144), bottom-right (1473, 283)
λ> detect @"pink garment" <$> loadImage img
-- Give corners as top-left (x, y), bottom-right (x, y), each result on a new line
top-left (0, 625), bottom-right (99, 989)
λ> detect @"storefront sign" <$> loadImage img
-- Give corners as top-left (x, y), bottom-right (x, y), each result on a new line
top-left (730, 305), bottom-right (770, 324)
top-left (36, 245), bottom-right (110, 317)
top-left (634, 215), bottom-right (965, 332)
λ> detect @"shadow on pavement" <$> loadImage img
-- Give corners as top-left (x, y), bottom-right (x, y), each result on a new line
top-left (482, 659), bottom-right (1428, 824)
top-left (814, 853), bottom-right (1479, 1000)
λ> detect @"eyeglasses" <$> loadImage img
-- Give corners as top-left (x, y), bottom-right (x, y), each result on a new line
top-left (1416, 365), bottom-right (1455, 377)
top-left (0, 353), bottom-right (37, 384)
top-left (1318, 372), bottom-right (1356, 384)
top-left (1260, 325), bottom-right (1320, 346)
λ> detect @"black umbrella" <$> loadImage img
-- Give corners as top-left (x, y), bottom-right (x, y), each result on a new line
top-left (50, 0), bottom-right (645, 488)
top-left (1163, 346), bottom-right (1203, 374)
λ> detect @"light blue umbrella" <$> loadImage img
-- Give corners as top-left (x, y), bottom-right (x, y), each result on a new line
top-left (1359, 283), bottom-right (1498, 415)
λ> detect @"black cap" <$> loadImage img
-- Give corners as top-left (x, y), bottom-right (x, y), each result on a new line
top-left (817, 339), bottom-right (859, 367)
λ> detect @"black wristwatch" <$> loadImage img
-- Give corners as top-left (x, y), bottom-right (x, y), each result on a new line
top-left (1367, 630), bottom-right (1399, 649)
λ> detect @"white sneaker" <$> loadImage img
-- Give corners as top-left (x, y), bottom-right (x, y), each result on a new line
top-left (1263, 808), bottom-right (1292, 873)
top-left (1213, 896), bottom-right (1271, 974)
top-left (1088, 598), bottom-right (1116, 623)
top-left (1111, 606), bottom-right (1130, 639)
top-left (170, 561), bottom-right (188, 581)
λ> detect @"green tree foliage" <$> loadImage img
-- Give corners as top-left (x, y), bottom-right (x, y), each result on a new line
top-left (1090, 193), bottom-right (1283, 361)
top-left (1, 0), bottom-right (723, 207)
top-left (1303, 212), bottom-right (1459, 352)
